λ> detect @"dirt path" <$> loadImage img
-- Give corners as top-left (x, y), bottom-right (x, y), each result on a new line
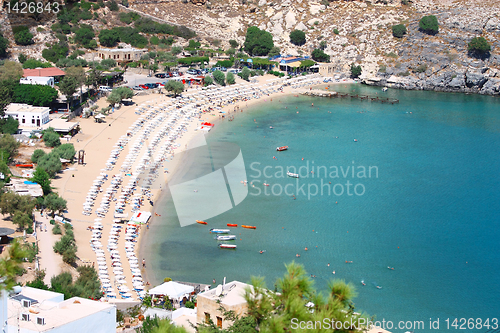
top-left (35, 212), bottom-right (65, 286)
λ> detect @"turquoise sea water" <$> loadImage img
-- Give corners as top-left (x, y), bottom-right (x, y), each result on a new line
top-left (141, 84), bottom-right (500, 332)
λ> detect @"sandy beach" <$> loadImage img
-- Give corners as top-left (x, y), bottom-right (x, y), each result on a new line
top-left (48, 73), bottom-right (354, 300)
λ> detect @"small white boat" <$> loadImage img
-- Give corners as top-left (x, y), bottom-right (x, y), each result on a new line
top-left (287, 171), bottom-right (299, 178)
top-left (382, 87), bottom-right (388, 92)
top-left (216, 235), bottom-right (236, 241)
top-left (219, 243), bottom-right (237, 249)
top-left (210, 228), bottom-right (230, 234)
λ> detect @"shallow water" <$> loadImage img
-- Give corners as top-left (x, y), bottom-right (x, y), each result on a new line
top-left (141, 84), bottom-right (500, 332)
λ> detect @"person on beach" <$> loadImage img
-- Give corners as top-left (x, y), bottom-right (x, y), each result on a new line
top-left (142, 258), bottom-right (146, 268)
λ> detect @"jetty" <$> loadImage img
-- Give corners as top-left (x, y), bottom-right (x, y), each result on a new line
top-left (298, 88), bottom-right (399, 104)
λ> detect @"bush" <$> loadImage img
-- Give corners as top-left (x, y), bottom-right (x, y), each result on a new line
top-left (42, 44), bottom-right (69, 63)
top-left (350, 63), bottom-right (362, 78)
top-left (311, 49), bottom-right (330, 62)
top-left (240, 67), bottom-right (250, 81)
top-left (42, 129), bottom-right (61, 147)
top-left (185, 301), bottom-right (195, 309)
top-left (22, 59), bottom-right (52, 69)
top-left (226, 71), bottom-right (235, 85)
top-left (0, 32), bottom-right (8, 58)
top-left (107, 0), bottom-right (119, 11)
top-left (333, 28), bottom-right (339, 35)
top-left (1, 117), bottom-right (19, 135)
top-left (229, 39), bottom-right (238, 48)
top-left (468, 37), bottom-right (491, 58)
top-left (99, 30), bottom-right (120, 47)
top-left (244, 26), bottom-right (274, 56)
top-left (392, 24), bottom-right (407, 38)
top-left (53, 224), bottom-right (62, 235)
top-left (53, 143), bottom-right (76, 161)
top-left (419, 15), bottom-right (439, 35)
top-left (290, 30), bottom-right (306, 46)
top-left (14, 29), bottom-right (34, 46)
top-left (213, 70), bottom-right (225, 86)
top-left (414, 64), bottom-right (427, 73)
top-left (37, 152), bottom-right (62, 178)
top-left (204, 76), bottom-right (213, 86)
top-left (31, 149), bottom-right (46, 163)
top-left (150, 36), bottom-right (160, 45)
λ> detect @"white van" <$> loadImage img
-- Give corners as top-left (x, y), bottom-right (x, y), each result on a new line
top-left (228, 68), bottom-right (241, 74)
top-left (99, 86), bottom-right (112, 92)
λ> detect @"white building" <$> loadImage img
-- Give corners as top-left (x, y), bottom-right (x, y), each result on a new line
top-left (4, 286), bottom-right (116, 333)
top-left (19, 76), bottom-right (55, 88)
top-left (5, 103), bottom-right (50, 130)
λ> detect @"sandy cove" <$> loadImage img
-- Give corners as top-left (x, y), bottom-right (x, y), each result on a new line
top-left (49, 73), bottom-right (346, 300)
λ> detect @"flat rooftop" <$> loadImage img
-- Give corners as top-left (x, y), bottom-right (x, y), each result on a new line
top-left (6, 103), bottom-right (50, 114)
top-left (198, 281), bottom-right (253, 307)
top-left (98, 48), bottom-right (147, 52)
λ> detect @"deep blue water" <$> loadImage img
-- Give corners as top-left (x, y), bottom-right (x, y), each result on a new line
top-left (141, 84), bottom-right (500, 332)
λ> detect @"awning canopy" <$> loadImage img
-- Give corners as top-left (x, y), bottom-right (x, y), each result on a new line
top-left (148, 281), bottom-right (194, 299)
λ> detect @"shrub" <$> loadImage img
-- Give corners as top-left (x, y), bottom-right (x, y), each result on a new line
top-left (392, 24), bottom-right (407, 38)
top-left (42, 129), bottom-right (61, 147)
top-left (213, 70), bottom-right (225, 86)
top-left (53, 224), bottom-right (62, 234)
top-left (226, 71), bottom-right (235, 85)
top-left (0, 31), bottom-right (8, 58)
top-left (42, 44), bottom-right (69, 63)
top-left (229, 39), bottom-right (238, 48)
top-left (419, 15), bottom-right (439, 35)
top-left (468, 36), bottom-right (491, 58)
top-left (350, 63), bottom-right (362, 78)
top-left (240, 67), bottom-right (250, 81)
top-left (107, 0), bottom-right (119, 11)
top-left (53, 143), bottom-right (76, 161)
top-left (99, 30), bottom-right (120, 47)
top-left (244, 26), bottom-right (274, 56)
top-left (290, 30), bottom-right (306, 46)
top-left (150, 36), bottom-right (160, 45)
top-left (311, 49), bottom-right (330, 62)
top-left (37, 152), bottom-right (62, 178)
top-left (333, 28), bottom-right (339, 35)
top-left (31, 149), bottom-right (46, 163)
top-left (14, 29), bottom-right (34, 46)
top-left (204, 76), bottom-right (213, 86)
top-left (18, 54), bottom-right (27, 63)
top-left (414, 64), bottom-right (427, 73)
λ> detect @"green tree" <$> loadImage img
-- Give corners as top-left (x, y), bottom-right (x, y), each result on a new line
top-left (350, 63), bottom-right (362, 78)
top-left (42, 128), bottom-right (61, 148)
top-left (0, 239), bottom-right (27, 291)
top-left (171, 46), bottom-right (183, 55)
top-left (1, 117), bottom-right (19, 135)
top-left (0, 161), bottom-right (11, 183)
top-left (37, 152), bottom-right (62, 177)
top-left (65, 66), bottom-right (86, 103)
top-left (226, 71), bottom-right (235, 85)
top-left (53, 143), bottom-right (76, 161)
top-left (107, 87), bottom-right (133, 105)
top-left (0, 61), bottom-right (23, 81)
top-left (74, 25), bottom-right (95, 48)
top-left (241, 67), bottom-right (251, 81)
top-left (99, 29), bottom-right (120, 47)
top-left (0, 134), bottom-right (20, 159)
top-left (213, 70), bottom-right (225, 86)
top-left (392, 24), bottom-right (407, 38)
top-left (44, 192), bottom-right (67, 217)
top-left (31, 149), bottom-right (46, 163)
top-left (290, 30), bottom-right (306, 46)
top-left (30, 167), bottom-right (51, 195)
top-left (85, 69), bottom-right (102, 90)
top-left (0, 192), bottom-right (35, 218)
top-left (244, 26), bottom-right (274, 56)
top-left (13, 211), bottom-right (32, 231)
top-left (204, 76), bottom-right (213, 86)
top-left (268, 46), bottom-right (280, 57)
top-left (468, 36), bottom-right (491, 58)
top-left (42, 44), bottom-right (69, 63)
top-left (150, 36), bottom-right (160, 45)
top-left (0, 32), bottom-right (8, 58)
top-left (188, 39), bottom-right (201, 48)
top-left (12, 84), bottom-right (58, 107)
top-left (419, 15), bottom-right (439, 35)
top-left (311, 48), bottom-right (330, 62)
top-left (164, 80), bottom-right (184, 97)
top-left (319, 40), bottom-right (327, 50)
top-left (14, 29), bottom-right (34, 46)
top-left (229, 39), bottom-right (238, 48)
top-left (18, 54), bottom-right (27, 63)
top-left (59, 75), bottom-right (78, 112)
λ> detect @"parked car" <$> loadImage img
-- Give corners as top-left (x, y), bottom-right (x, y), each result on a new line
top-left (132, 86), bottom-right (143, 90)
top-left (171, 72), bottom-right (180, 77)
top-left (228, 68), bottom-right (241, 74)
top-left (186, 69), bottom-right (198, 75)
top-left (99, 86), bottom-right (112, 92)
top-left (139, 84), bottom-right (149, 89)
top-left (144, 83), bottom-right (158, 89)
top-left (155, 73), bottom-right (166, 78)
top-left (157, 82), bottom-right (165, 86)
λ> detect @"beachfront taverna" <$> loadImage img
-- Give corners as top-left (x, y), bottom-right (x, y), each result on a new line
top-left (5, 103), bottom-right (50, 129)
top-left (196, 281), bottom-right (252, 329)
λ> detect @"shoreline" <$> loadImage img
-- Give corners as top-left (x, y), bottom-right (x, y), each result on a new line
top-left (138, 76), bottom-right (357, 287)
top-left (55, 73), bottom-right (336, 299)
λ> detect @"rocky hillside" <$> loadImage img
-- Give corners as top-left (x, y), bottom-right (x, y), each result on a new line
top-left (2, 0), bottom-right (499, 95)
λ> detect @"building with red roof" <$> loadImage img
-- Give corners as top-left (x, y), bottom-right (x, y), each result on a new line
top-left (22, 67), bottom-right (66, 78)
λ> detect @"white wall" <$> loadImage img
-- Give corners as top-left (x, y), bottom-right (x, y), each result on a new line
top-left (1, 290), bottom-right (7, 333)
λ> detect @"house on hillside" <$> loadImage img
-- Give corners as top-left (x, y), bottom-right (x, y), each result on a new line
top-left (97, 47), bottom-right (148, 63)
top-left (5, 103), bottom-right (50, 131)
top-left (196, 281), bottom-right (252, 329)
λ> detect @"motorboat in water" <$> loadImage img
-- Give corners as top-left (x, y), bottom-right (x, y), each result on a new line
top-left (287, 171), bottom-right (299, 178)
top-left (382, 87), bottom-right (388, 92)
top-left (210, 228), bottom-right (230, 234)
top-left (276, 146), bottom-right (288, 151)
top-left (242, 225), bottom-right (256, 229)
top-left (196, 220), bottom-right (207, 225)
top-left (227, 224), bottom-right (238, 227)
top-left (216, 235), bottom-right (236, 241)
top-left (219, 243), bottom-right (237, 249)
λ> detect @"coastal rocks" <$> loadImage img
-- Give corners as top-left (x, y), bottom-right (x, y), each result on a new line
top-left (485, 17), bottom-right (500, 33)
top-left (480, 77), bottom-right (500, 95)
top-left (448, 75), bottom-right (466, 89)
top-left (295, 22), bottom-right (308, 31)
top-left (465, 70), bottom-right (488, 88)
top-left (301, 90), bottom-right (338, 98)
top-left (285, 10), bottom-right (297, 29)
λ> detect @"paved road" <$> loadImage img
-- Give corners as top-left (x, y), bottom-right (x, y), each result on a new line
top-left (35, 212), bottom-right (64, 286)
